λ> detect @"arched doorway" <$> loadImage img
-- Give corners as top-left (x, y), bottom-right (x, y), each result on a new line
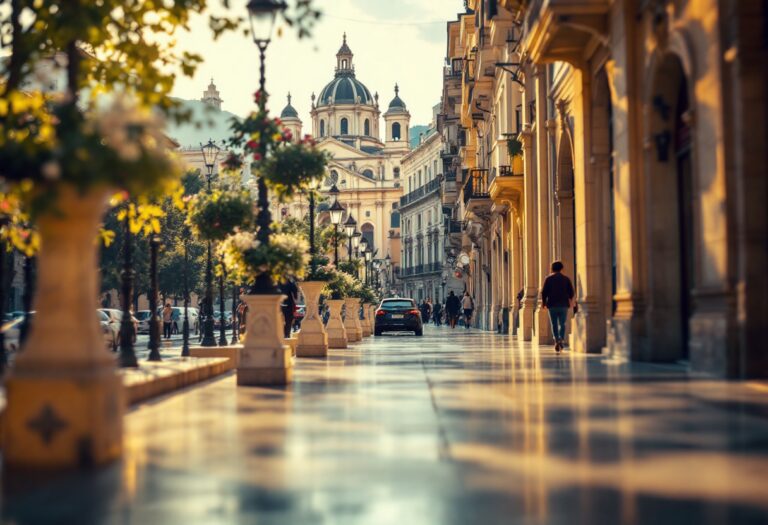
top-left (646, 53), bottom-right (695, 361)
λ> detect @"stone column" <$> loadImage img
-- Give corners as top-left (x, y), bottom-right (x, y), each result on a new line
top-left (238, 294), bottom-right (293, 386)
top-left (296, 281), bottom-right (328, 357)
top-left (518, 125), bottom-right (537, 341)
top-left (360, 303), bottom-right (372, 337)
top-left (534, 66), bottom-right (554, 345)
top-left (326, 299), bottom-right (347, 348)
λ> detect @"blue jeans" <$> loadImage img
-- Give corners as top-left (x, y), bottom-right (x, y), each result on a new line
top-left (548, 307), bottom-right (568, 342)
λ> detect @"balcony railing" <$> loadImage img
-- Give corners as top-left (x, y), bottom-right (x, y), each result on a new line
top-left (462, 169), bottom-right (490, 205)
top-left (400, 177), bottom-right (441, 208)
top-left (401, 262), bottom-right (442, 277)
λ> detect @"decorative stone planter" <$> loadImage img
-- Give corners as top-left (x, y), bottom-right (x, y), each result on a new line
top-left (3, 186), bottom-right (124, 469)
top-left (360, 303), bottom-right (372, 337)
top-left (296, 281), bottom-right (328, 357)
top-left (326, 299), bottom-right (347, 349)
top-left (344, 298), bottom-right (363, 342)
top-left (237, 294), bottom-right (292, 386)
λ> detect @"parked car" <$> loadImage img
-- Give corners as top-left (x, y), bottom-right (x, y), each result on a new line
top-left (98, 310), bottom-right (118, 351)
top-left (213, 310), bottom-right (232, 330)
top-left (98, 308), bottom-right (138, 350)
top-left (156, 306), bottom-right (200, 335)
top-left (374, 298), bottom-right (423, 336)
top-left (136, 310), bottom-right (152, 334)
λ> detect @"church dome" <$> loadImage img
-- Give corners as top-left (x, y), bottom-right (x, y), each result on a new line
top-left (316, 34), bottom-right (375, 108)
top-left (384, 84), bottom-right (408, 116)
top-left (317, 76), bottom-right (374, 107)
top-left (280, 93), bottom-right (299, 119)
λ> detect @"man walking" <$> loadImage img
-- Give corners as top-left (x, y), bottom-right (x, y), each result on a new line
top-left (462, 292), bottom-right (475, 329)
top-left (162, 303), bottom-right (173, 340)
top-left (541, 260), bottom-right (575, 353)
top-left (445, 291), bottom-right (461, 329)
top-left (432, 301), bottom-right (442, 326)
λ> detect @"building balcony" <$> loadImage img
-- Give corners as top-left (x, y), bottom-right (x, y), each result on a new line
top-left (399, 177), bottom-right (441, 209)
top-left (523, 0), bottom-right (610, 64)
top-left (489, 162), bottom-right (524, 202)
top-left (401, 262), bottom-right (442, 278)
top-left (462, 168), bottom-right (492, 214)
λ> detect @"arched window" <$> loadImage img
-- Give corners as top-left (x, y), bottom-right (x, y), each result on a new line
top-left (393, 167), bottom-right (400, 179)
top-left (364, 119), bottom-right (370, 136)
top-left (342, 59), bottom-right (347, 69)
top-left (362, 169), bottom-right (374, 179)
top-left (319, 120), bottom-right (325, 137)
top-left (361, 223), bottom-right (375, 249)
top-left (392, 122), bottom-right (401, 141)
top-left (340, 118), bottom-right (349, 135)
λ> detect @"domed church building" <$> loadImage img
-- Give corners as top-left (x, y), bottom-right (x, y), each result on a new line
top-left (275, 34), bottom-right (410, 278)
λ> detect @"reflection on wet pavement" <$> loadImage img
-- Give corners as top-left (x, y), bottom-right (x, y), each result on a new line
top-left (4, 327), bottom-right (768, 524)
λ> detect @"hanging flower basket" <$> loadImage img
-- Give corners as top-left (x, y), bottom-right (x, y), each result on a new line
top-left (218, 231), bottom-right (308, 283)
top-left (187, 189), bottom-right (254, 242)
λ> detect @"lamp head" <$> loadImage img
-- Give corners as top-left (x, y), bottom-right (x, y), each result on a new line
top-left (200, 139), bottom-right (220, 169)
top-left (329, 200), bottom-right (344, 225)
top-left (247, 0), bottom-right (287, 45)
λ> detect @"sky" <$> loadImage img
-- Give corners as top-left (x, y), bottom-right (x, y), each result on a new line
top-left (172, 0), bottom-right (466, 128)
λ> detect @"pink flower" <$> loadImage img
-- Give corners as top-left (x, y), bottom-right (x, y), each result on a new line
top-left (252, 152), bottom-right (262, 161)
top-left (246, 139), bottom-right (258, 149)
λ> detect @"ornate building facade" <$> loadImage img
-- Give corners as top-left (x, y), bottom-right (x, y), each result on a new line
top-left (439, 0), bottom-right (768, 377)
top-left (274, 35), bottom-right (410, 278)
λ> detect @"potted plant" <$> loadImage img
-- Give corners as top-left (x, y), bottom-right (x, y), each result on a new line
top-left (187, 189), bottom-right (254, 242)
top-left (508, 133), bottom-right (524, 175)
top-left (322, 267), bottom-right (357, 349)
top-left (351, 284), bottom-right (378, 337)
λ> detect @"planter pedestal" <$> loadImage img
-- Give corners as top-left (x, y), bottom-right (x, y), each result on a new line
top-left (296, 281), bottom-right (328, 357)
top-left (361, 303), bottom-right (372, 337)
top-left (326, 299), bottom-right (347, 349)
top-left (344, 298), bottom-right (362, 342)
top-left (237, 294), bottom-right (292, 386)
top-left (3, 187), bottom-right (124, 469)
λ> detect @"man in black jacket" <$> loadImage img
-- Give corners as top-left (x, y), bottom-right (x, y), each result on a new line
top-left (445, 291), bottom-right (461, 329)
top-left (541, 261), bottom-right (575, 352)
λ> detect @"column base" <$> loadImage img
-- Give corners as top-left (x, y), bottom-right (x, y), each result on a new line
top-left (237, 294), bottom-right (293, 386)
top-left (572, 303), bottom-right (606, 354)
top-left (517, 304), bottom-right (534, 341)
top-left (237, 365), bottom-right (292, 386)
top-left (3, 367), bottom-right (124, 469)
top-left (535, 307), bottom-right (553, 345)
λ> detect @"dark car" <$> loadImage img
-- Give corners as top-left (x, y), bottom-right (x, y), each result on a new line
top-left (374, 298), bottom-right (423, 336)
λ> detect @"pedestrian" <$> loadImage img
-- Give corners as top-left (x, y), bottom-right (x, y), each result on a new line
top-left (432, 301), bottom-right (442, 326)
top-left (280, 278), bottom-right (298, 339)
top-left (445, 291), bottom-right (461, 329)
top-left (162, 302), bottom-right (173, 339)
top-left (419, 299), bottom-right (431, 324)
top-left (462, 292), bottom-right (475, 329)
top-left (541, 260), bottom-right (575, 353)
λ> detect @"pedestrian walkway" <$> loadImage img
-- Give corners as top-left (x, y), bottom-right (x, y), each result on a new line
top-left (5, 327), bottom-right (768, 524)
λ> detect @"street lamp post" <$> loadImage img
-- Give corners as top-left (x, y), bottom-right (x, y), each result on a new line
top-left (328, 185), bottom-right (343, 266)
top-left (364, 247), bottom-right (372, 285)
top-left (200, 139), bottom-right (220, 346)
top-left (181, 227), bottom-right (191, 357)
top-left (119, 203), bottom-right (138, 368)
top-left (344, 214), bottom-right (357, 262)
top-left (218, 267), bottom-right (228, 346)
top-left (307, 177), bottom-right (320, 275)
top-left (247, 0), bottom-right (287, 295)
top-left (351, 231), bottom-right (361, 277)
top-left (0, 224), bottom-right (7, 373)
top-left (231, 284), bottom-right (240, 345)
top-left (147, 234), bottom-right (162, 361)
top-left (19, 253), bottom-right (35, 345)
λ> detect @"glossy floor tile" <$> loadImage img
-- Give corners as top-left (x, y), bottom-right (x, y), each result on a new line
top-left (4, 326), bottom-right (768, 524)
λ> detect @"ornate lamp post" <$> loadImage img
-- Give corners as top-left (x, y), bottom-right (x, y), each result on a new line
top-left (231, 284), bottom-right (240, 345)
top-left (307, 176), bottom-right (320, 275)
top-left (364, 246), bottom-right (372, 285)
top-left (200, 139), bottom-right (220, 346)
top-left (0, 221), bottom-right (7, 373)
top-left (247, 0), bottom-right (286, 295)
top-left (344, 214), bottom-right (357, 262)
top-left (19, 253), bottom-right (35, 345)
top-left (181, 227), bottom-right (191, 357)
top-left (328, 185), bottom-right (344, 266)
top-left (147, 234), bottom-right (162, 362)
top-left (351, 231), bottom-right (361, 277)
top-left (119, 204), bottom-right (138, 368)
top-left (218, 266), bottom-right (228, 346)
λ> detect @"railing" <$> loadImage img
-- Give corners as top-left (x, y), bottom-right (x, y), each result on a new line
top-left (401, 262), bottom-right (442, 277)
top-left (462, 169), bottom-right (490, 205)
top-left (400, 177), bottom-right (441, 207)
top-left (444, 170), bottom-right (457, 182)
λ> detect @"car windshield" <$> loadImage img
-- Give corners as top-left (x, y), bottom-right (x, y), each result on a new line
top-left (98, 311), bottom-right (109, 322)
top-left (380, 300), bottom-right (415, 310)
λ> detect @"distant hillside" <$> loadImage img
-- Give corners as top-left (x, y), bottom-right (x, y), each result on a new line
top-left (165, 98), bottom-right (241, 150)
top-left (409, 125), bottom-right (431, 149)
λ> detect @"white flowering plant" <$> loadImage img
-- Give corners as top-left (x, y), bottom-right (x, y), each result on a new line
top-left (218, 231), bottom-right (308, 283)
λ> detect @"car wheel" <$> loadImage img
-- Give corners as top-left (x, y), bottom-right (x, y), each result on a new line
top-left (415, 329), bottom-right (423, 336)
top-left (374, 328), bottom-right (382, 336)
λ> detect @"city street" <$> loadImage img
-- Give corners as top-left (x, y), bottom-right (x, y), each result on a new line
top-left (5, 327), bottom-right (768, 524)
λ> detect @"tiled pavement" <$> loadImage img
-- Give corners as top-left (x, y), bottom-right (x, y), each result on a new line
top-left (4, 326), bottom-right (768, 524)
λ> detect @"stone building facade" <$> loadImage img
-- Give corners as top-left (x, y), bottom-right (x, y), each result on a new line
top-left (439, 0), bottom-right (768, 377)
